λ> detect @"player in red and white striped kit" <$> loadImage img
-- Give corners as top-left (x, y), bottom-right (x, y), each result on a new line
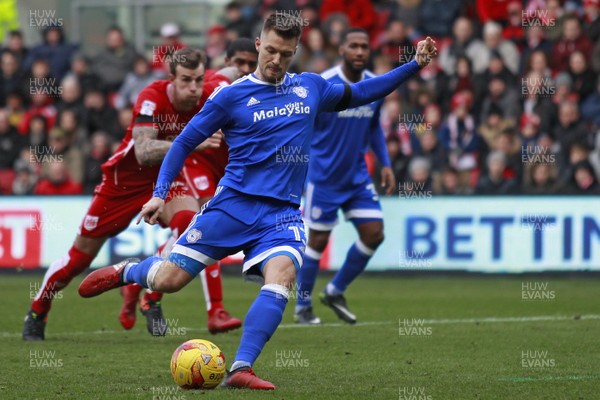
top-left (23, 46), bottom-right (250, 340)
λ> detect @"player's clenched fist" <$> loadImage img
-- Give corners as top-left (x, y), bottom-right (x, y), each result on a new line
top-left (415, 36), bottom-right (437, 68)
top-left (137, 197), bottom-right (165, 225)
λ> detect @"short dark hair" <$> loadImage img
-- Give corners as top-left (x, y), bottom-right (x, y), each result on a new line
top-left (226, 38), bottom-right (257, 58)
top-left (341, 27), bottom-right (369, 43)
top-left (262, 12), bottom-right (303, 41)
top-left (169, 47), bottom-right (206, 75)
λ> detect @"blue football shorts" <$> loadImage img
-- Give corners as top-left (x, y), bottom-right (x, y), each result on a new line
top-left (168, 186), bottom-right (306, 282)
top-left (303, 179), bottom-right (383, 231)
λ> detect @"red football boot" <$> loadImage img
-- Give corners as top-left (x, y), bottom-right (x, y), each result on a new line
top-left (222, 367), bottom-right (276, 390)
top-left (78, 258), bottom-right (138, 298)
top-left (207, 308), bottom-right (242, 334)
top-left (118, 284), bottom-right (143, 330)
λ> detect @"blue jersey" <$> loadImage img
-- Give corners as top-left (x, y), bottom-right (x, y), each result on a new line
top-left (153, 60), bottom-right (422, 205)
top-left (309, 67), bottom-right (389, 190)
top-left (153, 72), bottom-right (345, 206)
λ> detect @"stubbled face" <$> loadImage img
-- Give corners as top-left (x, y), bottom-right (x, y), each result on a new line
top-left (226, 51), bottom-right (258, 76)
top-left (170, 64), bottom-right (205, 110)
top-left (255, 29), bottom-right (298, 84)
top-left (340, 32), bottom-right (369, 74)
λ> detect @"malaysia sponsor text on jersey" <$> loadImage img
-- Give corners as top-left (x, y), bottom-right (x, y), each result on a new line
top-left (253, 101), bottom-right (311, 122)
top-left (337, 105), bottom-right (375, 118)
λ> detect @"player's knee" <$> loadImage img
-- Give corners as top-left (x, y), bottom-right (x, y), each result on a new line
top-left (308, 232), bottom-right (330, 253)
top-left (361, 229), bottom-right (384, 250)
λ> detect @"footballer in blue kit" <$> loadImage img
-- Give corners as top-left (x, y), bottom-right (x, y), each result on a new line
top-left (79, 13), bottom-right (437, 390)
top-left (295, 28), bottom-right (397, 325)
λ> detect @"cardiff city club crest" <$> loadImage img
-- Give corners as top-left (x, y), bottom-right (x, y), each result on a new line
top-left (292, 86), bottom-right (308, 99)
top-left (186, 229), bottom-right (202, 243)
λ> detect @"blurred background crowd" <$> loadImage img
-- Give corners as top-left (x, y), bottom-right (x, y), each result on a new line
top-left (1, 0), bottom-right (599, 196)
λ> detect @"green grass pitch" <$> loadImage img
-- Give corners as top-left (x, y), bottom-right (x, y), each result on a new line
top-left (1, 273), bottom-right (599, 399)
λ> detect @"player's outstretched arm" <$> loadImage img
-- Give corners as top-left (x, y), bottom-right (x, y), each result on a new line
top-left (343, 37), bottom-right (437, 110)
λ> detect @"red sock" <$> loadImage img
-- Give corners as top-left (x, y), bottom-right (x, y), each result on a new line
top-left (143, 210), bottom-right (196, 302)
top-left (31, 246), bottom-right (94, 315)
top-left (202, 263), bottom-right (224, 316)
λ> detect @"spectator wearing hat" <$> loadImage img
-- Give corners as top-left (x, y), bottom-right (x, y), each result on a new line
top-left (92, 26), bottom-right (139, 92)
top-left (151, 23), bottom-right (186, 73)
top-left (552, 13), bottom-right (593, 73)
top-left (23, 26), bottom-right (77, 81)
top-left (34, 160), bottom-right (82, 195)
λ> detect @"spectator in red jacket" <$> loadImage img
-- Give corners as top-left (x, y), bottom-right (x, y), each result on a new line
top-left (34, 160), bottom-right (82, 195)
top-left (477, 0), bottom-right (510, 24)
top-left (320, 0), bottom-right (378, 38)
top-left (552, 13), bottom-right (593, 73)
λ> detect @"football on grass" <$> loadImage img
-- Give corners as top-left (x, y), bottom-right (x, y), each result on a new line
top-left (170, 339), bottom-right (226, 389)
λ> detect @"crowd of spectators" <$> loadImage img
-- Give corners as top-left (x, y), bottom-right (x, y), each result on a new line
top-left (0, 0), bottom-right (599, 196)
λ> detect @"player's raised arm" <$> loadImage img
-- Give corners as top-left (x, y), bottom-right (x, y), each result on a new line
top-left (316, 37), bottom-right (437, 113)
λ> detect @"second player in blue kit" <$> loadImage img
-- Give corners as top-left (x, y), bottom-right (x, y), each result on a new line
top-left (295, 28), bottom-right (397, 325)
top-left (79, 13), bottom-right (437, 390)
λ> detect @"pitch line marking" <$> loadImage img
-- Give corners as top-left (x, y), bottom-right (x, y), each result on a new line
top-left (2, 314), bottom-right (599, 337)
top-left (498, 374), bottom-right (600, 382)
